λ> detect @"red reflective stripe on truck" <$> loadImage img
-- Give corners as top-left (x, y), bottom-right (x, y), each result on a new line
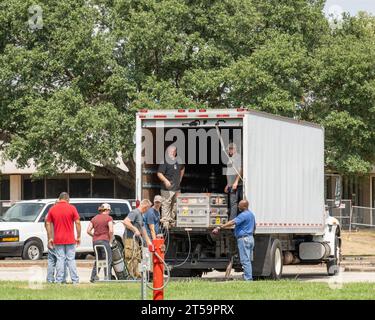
top-left (237, 114), bottom-right (245, 118)
top-left (257, 223), bottom-right (324, 227)
top-left (216, 114), bottom-right (230, 118)
top-left (153, 115), bottom-right (167, 118)
top-left (139, 115), bottom-right (146, 119)
top-left (199, 109), bottom-right (206, 112)
top-left (198, 114), bottom-right (209, 118)
top-left (178, 109), bottom-right (186, 112)
top-left (175, 115), bottom-right (188, 118)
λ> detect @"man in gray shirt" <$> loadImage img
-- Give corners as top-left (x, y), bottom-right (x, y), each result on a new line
top-left (224, 143), bottom-right (243, 220)
top-left (122, 199), bottom-right (152, 278)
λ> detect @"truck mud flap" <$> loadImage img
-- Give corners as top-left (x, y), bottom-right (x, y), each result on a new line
top-left (252, 235), bottom-right (273, 277)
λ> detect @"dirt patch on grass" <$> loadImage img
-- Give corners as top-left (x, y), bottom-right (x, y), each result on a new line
top-left (342, 230), bottom-right (375, 256)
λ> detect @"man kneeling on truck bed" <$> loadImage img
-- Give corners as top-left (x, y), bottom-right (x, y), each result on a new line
top-left (213, 200), bottom-right (256, 281)
top-left (157, 144), bottom-right (185, 228)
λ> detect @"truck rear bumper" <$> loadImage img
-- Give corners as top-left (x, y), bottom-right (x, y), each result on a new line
top-left (0, 241), bottom-right (24, 257)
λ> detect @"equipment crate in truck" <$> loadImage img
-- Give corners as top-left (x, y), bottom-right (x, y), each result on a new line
top-left (135, 108), bottom-right (341, 279)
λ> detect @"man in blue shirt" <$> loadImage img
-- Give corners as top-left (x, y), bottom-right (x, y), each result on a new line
top-left (212, 199), bottom-right (256, 280)
top-left (143, 195), bottom-right (162, 240)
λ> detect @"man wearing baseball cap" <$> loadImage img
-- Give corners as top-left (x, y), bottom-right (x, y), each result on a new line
top-left (87, 203), bottom-right (114, 282)
top-left (143, 195), bottom-right (162, 240)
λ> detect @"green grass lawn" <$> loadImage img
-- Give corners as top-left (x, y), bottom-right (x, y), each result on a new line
top-left (0, 280), bottom-right (374, 300)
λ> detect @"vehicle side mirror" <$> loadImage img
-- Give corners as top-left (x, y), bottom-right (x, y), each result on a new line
top-left (334, 176), bottom-right (342, 208)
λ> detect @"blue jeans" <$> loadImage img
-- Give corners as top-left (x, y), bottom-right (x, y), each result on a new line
top-left (47, 248), bottom-right (67, 283)
top-left (229, 185), bottom-right (243, 220)
top-left (237, 235), bottom-right (254, 281)
top-left (55, 244), bottom-right (79, 284)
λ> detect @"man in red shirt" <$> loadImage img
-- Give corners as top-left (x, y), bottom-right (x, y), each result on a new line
top-left (46, 192), bottom-right (81, 284)
top-left (87, 203), bottom-right (114, 282)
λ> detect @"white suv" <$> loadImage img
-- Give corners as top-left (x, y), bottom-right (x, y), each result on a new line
top-left (0, 198), bottom-right (130, 260)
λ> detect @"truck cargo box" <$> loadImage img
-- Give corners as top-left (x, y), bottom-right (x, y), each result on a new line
top-left (244, 112), bottom-right (325, 234)
top-left (135, 109), bottom-right (325, 235)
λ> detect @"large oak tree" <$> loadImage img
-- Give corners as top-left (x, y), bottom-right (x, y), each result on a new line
top-left (1, 0), bottom-right (374, 190)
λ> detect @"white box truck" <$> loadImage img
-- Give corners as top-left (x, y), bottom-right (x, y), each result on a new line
top-left (135, 108), bottom-right (341, 279)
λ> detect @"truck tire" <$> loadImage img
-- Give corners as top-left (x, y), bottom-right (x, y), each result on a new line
top-left (327, 235), bottom-right (341, 276)
top-left (22, 240), bottom-right (43, 260)
top-left (270, 239), bottom-right (283, 280)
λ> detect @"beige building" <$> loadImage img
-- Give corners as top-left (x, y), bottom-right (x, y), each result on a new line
top-left (0, 155), bottom-right (133, 202)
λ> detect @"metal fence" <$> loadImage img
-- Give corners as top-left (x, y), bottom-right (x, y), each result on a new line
top-left (351, 206), bottom-right (375, 229)
top-left (326, 199), bottom-right (352, 230)
top-left (326, 199), bottom-right (375, 230)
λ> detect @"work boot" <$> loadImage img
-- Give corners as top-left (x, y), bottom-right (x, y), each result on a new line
top-left (90, 275), bottom-right (99, 283)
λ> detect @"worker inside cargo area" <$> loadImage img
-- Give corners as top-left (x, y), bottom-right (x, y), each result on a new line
top-left (212, 199), bottom-right (256, 281)
top-left (157, 144), bottom-right (185, 228)
top-left (224, 143), bottom-right (243, 220)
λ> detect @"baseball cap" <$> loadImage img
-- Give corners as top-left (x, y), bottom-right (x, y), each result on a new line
top-left (154, 195), bottom-right (163, 203)
top-left (99, 203), bottom-right (111, 211)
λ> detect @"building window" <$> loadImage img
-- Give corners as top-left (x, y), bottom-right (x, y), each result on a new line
top-left (46, 179), bottom-right (68, 198)
top-left (69, 178), bottom-right (91, 198)
top-left (0, 175), bottom-right (10, 200)
top-left (325, 176), bottom-right (333, 200)
top-left (92, 178), bottom-right (114, 198)
top-left (115, 179), bottom-right (134, 199)
top-left (23, 178), bottom-right (44, 200)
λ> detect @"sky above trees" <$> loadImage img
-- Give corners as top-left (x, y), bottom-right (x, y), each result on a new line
top-left (325, 0), bottom-right (375, 16)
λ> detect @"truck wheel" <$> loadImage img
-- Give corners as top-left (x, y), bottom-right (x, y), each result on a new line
top-left (327, 235), bottom-right (341, 276)
top-left (270, 239), bottom-right (283, 280)
top-left (22, 240), bottom-right (43, 260)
